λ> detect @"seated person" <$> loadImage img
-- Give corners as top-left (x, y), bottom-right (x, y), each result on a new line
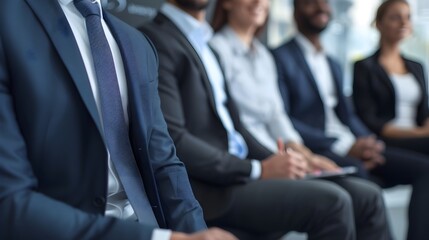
top-left (140, 0), bottom-right (389, 239)
top-left (209, 0), bottom-right (390, 239)
top-left (272, 0), bottom-right (429, 239)
top-left (0, 0), bottom-right (236, 239)
top-left (353, 0), bottom-right (429, 156)
top-left (210, 0), bottom-right (338, 171)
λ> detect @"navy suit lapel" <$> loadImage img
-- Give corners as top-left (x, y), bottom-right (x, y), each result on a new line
top-left (26, 0), bottom-right (103, 136)
top-left (103, 13), bottom-right (149, 141)
top-left (327, 57), bottom-right (343, 97)
top-left (103, 14), bottom-right (167, 227)
top-left (326, 57), bottom-right (348, 120)
top-left (290, 39), bottom-right (323, 99)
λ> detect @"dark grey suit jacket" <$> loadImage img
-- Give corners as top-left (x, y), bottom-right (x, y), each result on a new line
top-left (140, 13), bottom-right (272, 220)
top-left (0, 1), bottom-right (205, 239)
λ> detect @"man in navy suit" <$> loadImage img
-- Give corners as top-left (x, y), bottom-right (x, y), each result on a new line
top-left (0, 0), bottom-right (237, 239)
top-left (272, 0), bottom-right (429, 239)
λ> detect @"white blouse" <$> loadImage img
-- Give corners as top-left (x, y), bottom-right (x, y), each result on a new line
top-left (389, 73), bottom-right (421, 129)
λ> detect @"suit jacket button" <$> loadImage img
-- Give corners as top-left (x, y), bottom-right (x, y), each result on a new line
top-left (93, 196), bottom-right (106, 208)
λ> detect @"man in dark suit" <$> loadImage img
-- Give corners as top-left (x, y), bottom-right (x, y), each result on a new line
top-left (140, 0), bottom-right (390, 239)
top-left (0, 0), bottom-right (237, 239)
top-left (272, 0), bottom-right (429, 239)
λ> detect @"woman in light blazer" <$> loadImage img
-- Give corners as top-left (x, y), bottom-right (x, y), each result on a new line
top-left (353, 0), bottom-right (429, 155)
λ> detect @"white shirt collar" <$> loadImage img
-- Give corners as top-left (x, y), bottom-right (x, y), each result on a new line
top-left (220, 26), bottom-right (261, 57)
top-left (161, 3), bottom-right (213, 51)
top-left (59, 0), bottom-right (101, 5)
top-left (59, 0), bottom-right (103, 18)
top-left (295, 33), bottom-right (324, 56)
top-left (58, 0), bottom-right (73, 5)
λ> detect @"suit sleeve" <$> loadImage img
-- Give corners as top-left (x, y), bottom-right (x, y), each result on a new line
top-left (352, 61), bottom-right (388, 135)
top-left (413, 62), bottom-right (429, 125)
top-left (0, 34), bottom-right (155, 240)
top-left (340, 93), bottom-right (372, 137)
top-left (272, 50), bottom-right (336, 152)
top-left (142, 34), bottom-right (206, 233)
top-left (141, 26), bottom-right (254, 186)
top-left (329, 59), bottom-right (371, 137)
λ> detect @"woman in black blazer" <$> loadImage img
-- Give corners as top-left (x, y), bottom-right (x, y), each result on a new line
top-left (353, 0), bottom-right (429, 155)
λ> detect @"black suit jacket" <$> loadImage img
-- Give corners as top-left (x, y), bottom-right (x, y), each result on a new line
top-left (352, 50), bottom-right (429, 135)
top-left (0, 1), bottom-right (205, 239)
top-left (140, 13), bottom-right (272, 220)
top-left (272, 38), bottom-right (371, 153)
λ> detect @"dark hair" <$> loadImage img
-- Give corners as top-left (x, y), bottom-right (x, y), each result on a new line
top-left (210, 0), bottom-right (268, 36)
top-left (375, 0), bottom-right (409, 24)
top-left (211, 0), bottom-right (228, 32)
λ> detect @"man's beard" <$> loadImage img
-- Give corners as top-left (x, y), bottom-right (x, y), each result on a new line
top-left (304, 21), bottom-right (329, 34)
top-left (301, 12), bottom-right (331, 34)
top-left (175, 0), bottom-right (209, 11)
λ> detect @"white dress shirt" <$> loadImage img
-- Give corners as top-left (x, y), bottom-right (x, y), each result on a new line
top-left (161, 4), bottom-right (261, 179)
top-left (295, 34), bottom-right (356, 156)
top-left (390, 73), bottom-right (421, 128)
top-left (58, 0), bottom-right (170, 239)
top-left (210, 26), bottom-right (303, 152)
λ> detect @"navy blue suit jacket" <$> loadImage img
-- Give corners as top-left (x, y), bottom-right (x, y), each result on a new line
top-left (0, 0), bottom-right (205, 239)
top-left (272, 38), bottom-right (371, 153)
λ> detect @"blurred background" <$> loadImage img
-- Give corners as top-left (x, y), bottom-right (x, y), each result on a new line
top-left (269, 0), bottom-right (429, 95)
top-left (103, 0), bottom-right (429, 95)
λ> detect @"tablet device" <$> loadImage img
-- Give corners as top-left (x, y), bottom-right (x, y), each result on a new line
top-left (304, 166), bottom-right (357, 180)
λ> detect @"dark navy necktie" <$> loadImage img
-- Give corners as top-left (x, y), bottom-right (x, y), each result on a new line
top-left (73, 0), bottom-right (158, 226)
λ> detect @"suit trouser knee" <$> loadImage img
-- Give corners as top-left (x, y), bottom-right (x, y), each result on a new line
top-left (208, 179), bottom-right (356, 240)
top-left (330, 177), bottom-right (389, 240)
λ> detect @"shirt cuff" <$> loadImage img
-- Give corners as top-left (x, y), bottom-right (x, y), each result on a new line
top-left (250, 159), bottom-right (262, 179)
top-left (331, 135), bottom-right (356, 157)
top-left (151, 229), bottom-right (172, 240)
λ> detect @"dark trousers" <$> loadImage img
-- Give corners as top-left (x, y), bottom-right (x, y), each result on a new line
top-left (207, 178), bottom-right (388, 240)
top-left (319, 146), bottom-right (429, 240)
top-left (383, 136), bottom-right (429, 156)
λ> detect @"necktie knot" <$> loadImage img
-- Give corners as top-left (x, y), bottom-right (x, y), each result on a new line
top-left (74, 0), bottom-right (100, 18)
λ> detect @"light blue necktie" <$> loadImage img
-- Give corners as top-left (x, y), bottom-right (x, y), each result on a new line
top-left (73, 0), bottom-right (158, 226)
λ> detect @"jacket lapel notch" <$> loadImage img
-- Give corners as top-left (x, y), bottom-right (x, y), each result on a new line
top-left (26, 0), bottom-right (104, 137)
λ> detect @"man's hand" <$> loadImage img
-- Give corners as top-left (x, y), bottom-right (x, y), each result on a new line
top-left (308, 155), bottom-right (340, 172)
top-left (260, 140), bottom-right (308, 180)
top-left (348, 137), bottom-right (371, 159)
top-left (348, 136), bottom-right (385, 169)
top-left (171, 228), bottom-right (238, 240)
top-left (285, 141), bottom-right (339, 172)
top-left (285, 141), bottom-right (313, 160)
